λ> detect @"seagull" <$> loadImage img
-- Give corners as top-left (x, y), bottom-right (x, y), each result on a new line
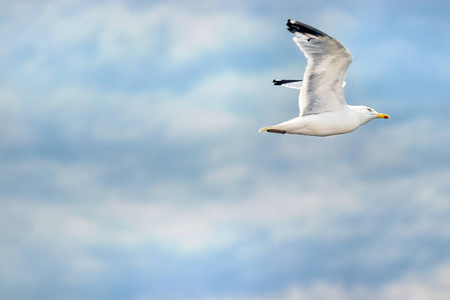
top-left (259, 20), bottom-right (389, 136)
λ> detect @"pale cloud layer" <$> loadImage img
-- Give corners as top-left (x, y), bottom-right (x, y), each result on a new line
top-left (203, 262), bottom-right (450, 300)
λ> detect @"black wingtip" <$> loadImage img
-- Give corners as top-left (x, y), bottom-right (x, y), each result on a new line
top-left (286, 19), bottom-right (326, 37)
top-left (273, 79), bottom-right (301, 86)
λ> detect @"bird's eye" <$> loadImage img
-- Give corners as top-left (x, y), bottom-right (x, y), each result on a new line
top-left (367, 108), bottom-right (373, 112)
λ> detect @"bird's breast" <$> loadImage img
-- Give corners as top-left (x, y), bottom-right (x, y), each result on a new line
top-left (292, 110), bottom-right (360, 136)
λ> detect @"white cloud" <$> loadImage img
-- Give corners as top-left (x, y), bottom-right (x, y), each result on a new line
top-left (203, 164), bottom-right (249, 189)
top-left (2, 0), bottom-right (159, 64)
top-left (201, 261), bottom-right (450, 300)
top-left (166, 10), bottom-right (274, 63)
top-left (1, 0), bottom-right (277, 79)
top-left (162, 70), bottom-right (266, 141)
top-left (2, 111), bottom-right (448, 255)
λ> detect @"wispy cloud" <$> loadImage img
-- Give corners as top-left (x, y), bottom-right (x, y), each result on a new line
top-left (202, 262), bottom-right (450, 299)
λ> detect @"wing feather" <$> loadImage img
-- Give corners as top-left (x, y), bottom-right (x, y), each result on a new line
top-left (273, 79), bottom-right (303, 89)
top-left (287, 20), bottom-right (352, 116)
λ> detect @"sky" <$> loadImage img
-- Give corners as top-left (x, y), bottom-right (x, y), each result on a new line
top-left (1, 0), bottom-right (450, 299)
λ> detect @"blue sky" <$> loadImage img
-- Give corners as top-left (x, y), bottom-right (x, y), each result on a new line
top-left (1, 0), bottom-right (450, 299)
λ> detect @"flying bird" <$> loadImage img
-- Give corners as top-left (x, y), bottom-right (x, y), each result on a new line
top-left (259, 20), bottom-right (389, 136)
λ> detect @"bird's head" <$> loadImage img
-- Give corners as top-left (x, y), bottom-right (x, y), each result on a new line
top-left (352, 105), bottom-right (390, 124)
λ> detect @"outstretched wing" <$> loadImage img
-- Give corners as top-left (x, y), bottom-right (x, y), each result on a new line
top-left (287, 19), bottom-right (352, 116)
top-left (273, 79), bottom-right (303, 89)
top-left (273, 79), bottom-right (347, 90)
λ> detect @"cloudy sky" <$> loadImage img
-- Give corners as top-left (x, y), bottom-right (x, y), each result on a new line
top-left (1, 0), bottom-right (450, 299)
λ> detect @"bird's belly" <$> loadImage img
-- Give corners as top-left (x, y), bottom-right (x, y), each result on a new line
top-left (289, 112), bottom-right (359, 136)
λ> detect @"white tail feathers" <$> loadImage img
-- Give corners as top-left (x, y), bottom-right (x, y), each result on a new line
top-left (259, 127), bottom-right (286, 134)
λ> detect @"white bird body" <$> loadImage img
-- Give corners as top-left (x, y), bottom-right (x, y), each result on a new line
top-left (260, 105), bottom-right (379, 136)
top-left (260, 20), bottom-right (389, 137)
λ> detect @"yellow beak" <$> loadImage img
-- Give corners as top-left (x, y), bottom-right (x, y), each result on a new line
top-left (376, 113), bottom-right (390, 119)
